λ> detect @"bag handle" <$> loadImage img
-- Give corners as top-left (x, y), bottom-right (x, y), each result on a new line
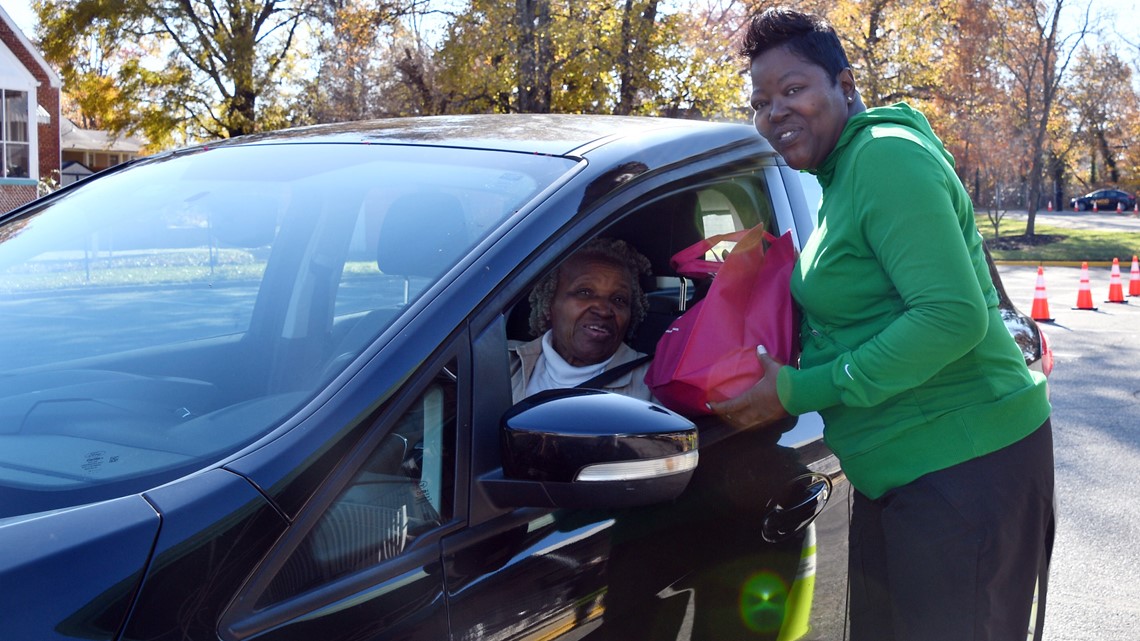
top-left (670, 226), bottom-right (777, 279)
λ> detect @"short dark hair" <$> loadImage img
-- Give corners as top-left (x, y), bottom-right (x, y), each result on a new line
top-left (528, 237), bottom-right (651, 338)
top-left (740, 7), bottom-right (850, 84)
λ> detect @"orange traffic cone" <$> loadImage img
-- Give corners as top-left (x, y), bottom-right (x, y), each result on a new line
top-left (1030, 265), bottom-right (1054, 322)
top-left (1118, 202), bottom-right (1125, 213)
top-left (1074, 262), bottom-right (1098, 310)
top-left (1047, 200), bottom-right (1054, 212)
top-left (1106, 257), bottom-right (1127, 304)
top-left (1073, 200), bottom-right (1079, 212)
top-left (1129, 255), bottom-right (1140, 297)
top-left (1093, 201), bottom-right (1099, 212)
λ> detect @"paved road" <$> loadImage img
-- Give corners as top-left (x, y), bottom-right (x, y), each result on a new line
top-left (990, 209), bottom-right (1140, 233)
top-left (997, 264), bottom-right (1140, 641)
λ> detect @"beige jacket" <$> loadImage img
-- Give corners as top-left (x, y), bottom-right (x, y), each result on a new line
top-left (508, 337), bottom-right (654, 404)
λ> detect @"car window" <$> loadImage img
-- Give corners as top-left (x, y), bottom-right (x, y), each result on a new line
top-left (0, 180), bottom-right (278, 369)
top-left (512, 176), bottom-right (776, 354)
top-left (329, 180), bottom-right (541, 354)
top-left (259, 360), bottom-right (457, 606)
top-left (638, 178), bottom-right (776, 300)
top-left (694, 179), bottom-right (775, 257)
top-left (0, 143), bottom-right (573, 518)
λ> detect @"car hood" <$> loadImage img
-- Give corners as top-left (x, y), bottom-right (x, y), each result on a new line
top-left (0, 495), bottom-right (159, 640)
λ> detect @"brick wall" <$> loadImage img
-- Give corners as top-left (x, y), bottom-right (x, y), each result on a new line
top-left (37, 89), bottom-right (61, 181)
top-left (0, 16), bottom-right (62, 209)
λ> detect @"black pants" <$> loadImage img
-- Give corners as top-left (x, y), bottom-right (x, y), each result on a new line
top-left (849, 420), bottom-right (1054, 641)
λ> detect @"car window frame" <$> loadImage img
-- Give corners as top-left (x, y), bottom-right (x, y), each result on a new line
top-left (463, 158), bottom-right (786, 526)
top-left (455, 152), bottom-right (851, 641)
top-left (220, 335), bottom-right (469, 638)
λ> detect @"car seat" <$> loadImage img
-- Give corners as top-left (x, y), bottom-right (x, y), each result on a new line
top-left (377, 192), bottom-right (470, 302)
top-left (323, 192), bottom-right (470, 377)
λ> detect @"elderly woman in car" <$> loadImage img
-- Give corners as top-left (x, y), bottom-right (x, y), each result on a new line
top-left (510, 237), bottom-right (653, 402)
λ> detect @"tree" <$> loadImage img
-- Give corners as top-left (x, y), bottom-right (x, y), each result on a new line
top-left (928, 0), bottom-right (1015, 209)
top-left (35, 0), bottom-right (313, 144)
top-left (435, 1), bottom-right (522, 113)
top-left (299, 0), bottom-right (429, 121)
top-left (615, 0), bottom-right (659, 114)
top-left (434, 0), bottom-right (746, 118)
top-left (824, 0), bottom-right (956, 108)
top-left (649, 0), bottom-right (751, 120)
top-left (32, 0), bottom-right (179, 148)
top-left (437, 1), bottom-right (642, 114)
top-left (1064, 44), bottom-right (1139, 190)
top-left (994, 0), bottom-right (1089, 235)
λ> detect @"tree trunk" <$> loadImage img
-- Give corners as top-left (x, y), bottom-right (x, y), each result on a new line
top-left (536, 0), bottom-right (552, 112)
top-left (516, 0), bottom-right (536, 113)
top-left (1023, 0), bottom-right (1065, 238)
top-left (397, 47), bottom-right (439, 115)
top-left (222, 1), bottom-right (258, 137)
top-left (229, 89), bottom-right (257, 137)
top-left (515, 0), bottom-right (551, 113)
top-left (1096, 127), bottom-right (1120, 183)
top-left (616, 0), bottom-right (659, 115)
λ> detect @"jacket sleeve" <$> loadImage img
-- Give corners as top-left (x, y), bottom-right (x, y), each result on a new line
top-left (778, 134), bottom-right (988, 413)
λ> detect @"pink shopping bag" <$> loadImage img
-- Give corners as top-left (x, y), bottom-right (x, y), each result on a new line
top-left (645, 226), bottom-right (799, 416)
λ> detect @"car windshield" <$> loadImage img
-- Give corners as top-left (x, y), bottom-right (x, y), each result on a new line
top-left (0, 142), bottom-right (577, 517)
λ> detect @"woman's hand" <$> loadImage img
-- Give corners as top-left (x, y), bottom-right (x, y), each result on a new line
top-left (707, 345), bottom-right (790, 429)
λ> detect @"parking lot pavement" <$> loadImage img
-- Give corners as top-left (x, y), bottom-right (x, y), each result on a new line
top-left (989, 209), bottom-right (1140, 233)
top-left (997, 263), bottom-right (1140, 328)
top-left (997, 264), bottom-right (1140, 641)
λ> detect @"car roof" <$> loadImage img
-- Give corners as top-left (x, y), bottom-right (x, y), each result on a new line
top-left (191, 113), bottom-right (767, 158)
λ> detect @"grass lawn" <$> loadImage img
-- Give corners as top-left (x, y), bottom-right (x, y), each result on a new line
top-left (977, 215), bottom-right (1140, 264)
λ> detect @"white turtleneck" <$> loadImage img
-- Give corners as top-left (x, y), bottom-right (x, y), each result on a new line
top-left (525, 331), bottom-right (616, 396)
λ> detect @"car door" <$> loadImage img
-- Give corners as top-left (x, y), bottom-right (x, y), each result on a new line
top-left (214, 174), bottom-right (494, 640)
top-left (444, 163), bottom-right (849, 641)
top-left (218, 347), bottom-right (463, 641)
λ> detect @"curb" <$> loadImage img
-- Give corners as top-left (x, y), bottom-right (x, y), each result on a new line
top-left (993, 260), bottom-right (1117, 268)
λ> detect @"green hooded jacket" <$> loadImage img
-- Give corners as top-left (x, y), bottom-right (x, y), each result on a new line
top-left (775, 103), bottom-right (1051, 499)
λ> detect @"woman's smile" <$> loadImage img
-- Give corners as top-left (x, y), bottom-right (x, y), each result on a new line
top-left (749, 45), bottom-right (856, 171)
top-left (549, 257), bottom-right (632, 366)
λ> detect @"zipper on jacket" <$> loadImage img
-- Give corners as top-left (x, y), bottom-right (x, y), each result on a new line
top-left (806, 323), bottom-right (854, 352)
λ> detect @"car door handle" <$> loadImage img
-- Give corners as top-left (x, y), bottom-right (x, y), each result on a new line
top-left (761, 472), bottom-right (832, 543)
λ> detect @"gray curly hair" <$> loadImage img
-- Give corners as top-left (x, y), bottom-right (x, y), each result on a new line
top-left (528, 237), bottom-right (652, 339)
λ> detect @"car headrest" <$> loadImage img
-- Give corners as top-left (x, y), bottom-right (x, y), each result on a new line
top-left (377, 192), bottom-right (469, 278)
top-left (605, 191), bottom-right (702, 281)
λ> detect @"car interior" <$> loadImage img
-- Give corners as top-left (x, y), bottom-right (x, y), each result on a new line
top-left (506, 177), bottom-right (776, 358)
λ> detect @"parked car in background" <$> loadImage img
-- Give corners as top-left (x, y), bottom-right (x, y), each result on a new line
top-left (0, 114), bottom-right (1050, 641)
top-left (1069, 188), bottom-right (1135, 211)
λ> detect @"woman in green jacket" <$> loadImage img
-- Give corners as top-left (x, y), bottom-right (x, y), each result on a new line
top-left (710, 8), bottom-right (1054, 641)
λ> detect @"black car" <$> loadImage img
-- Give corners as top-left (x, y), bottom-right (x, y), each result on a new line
top-left (1069, 188), bottom-right (1136, 211)
top-left (0, 115), bottom-right (1049, 641)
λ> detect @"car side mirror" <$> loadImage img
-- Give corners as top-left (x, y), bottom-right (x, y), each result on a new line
top-left (479, 389), bottom-right (698, 509)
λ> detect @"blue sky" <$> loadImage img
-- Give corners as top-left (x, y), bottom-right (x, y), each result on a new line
top-left (1, 1), bottom-right (34, 35)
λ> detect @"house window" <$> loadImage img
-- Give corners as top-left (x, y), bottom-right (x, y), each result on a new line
top-left (1, 90), bottom-right (30, 178)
